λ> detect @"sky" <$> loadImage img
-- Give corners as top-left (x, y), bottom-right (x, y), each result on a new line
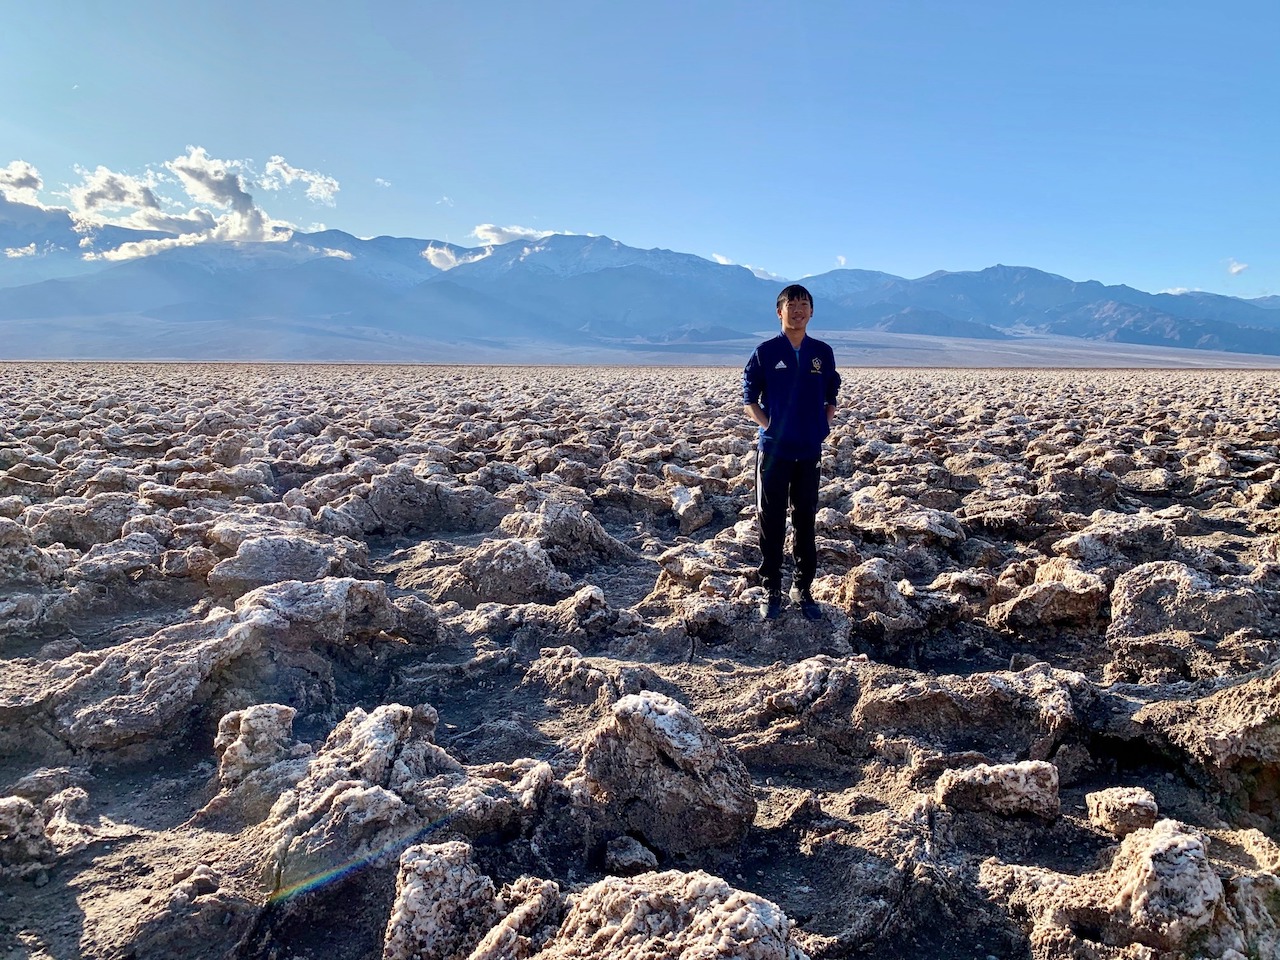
top-left (2, 0), bottom-right (1277, 297)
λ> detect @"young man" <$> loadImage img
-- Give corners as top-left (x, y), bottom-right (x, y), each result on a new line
top-left (742, 284), bottom-right (840, 621)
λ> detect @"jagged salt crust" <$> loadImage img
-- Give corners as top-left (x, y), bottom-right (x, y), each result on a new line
top-left (0, 365), bottom-right (1277, 959)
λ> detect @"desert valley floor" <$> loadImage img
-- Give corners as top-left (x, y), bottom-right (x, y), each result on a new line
top-left (0, 363), bottom-right (1278, 960)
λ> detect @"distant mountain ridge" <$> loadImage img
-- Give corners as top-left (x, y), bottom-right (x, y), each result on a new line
top-left (1, 196), bottom-right (1277, 360)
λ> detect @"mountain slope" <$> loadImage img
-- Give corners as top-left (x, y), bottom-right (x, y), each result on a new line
top-left (0, 202), bottom-right (1277, 361)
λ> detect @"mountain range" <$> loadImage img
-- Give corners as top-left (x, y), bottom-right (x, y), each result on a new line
top-left (2, 195), bottom-right (1278, 363)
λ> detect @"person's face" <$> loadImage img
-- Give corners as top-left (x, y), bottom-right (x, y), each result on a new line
top-left (778, 296), bottom-right (813, 334)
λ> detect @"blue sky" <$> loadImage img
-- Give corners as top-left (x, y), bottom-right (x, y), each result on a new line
top-left (3, 0), bottom-right (1277, 296)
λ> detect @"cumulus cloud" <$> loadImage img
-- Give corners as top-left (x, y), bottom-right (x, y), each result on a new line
top-left (163, 146), bottom-right (289, 242)
top-left (1159, 287), bottom-right (1197, 295)
top-left (262, 155), bottom-right (339, 205)
top-left (423, 244), bottom-right (492, 270)
top-left (375, 178), bottom-right (392, 188)
top-left (4, 147), bottom-right (348, 261)
top-left (164, 148), bottom-right (252, 208)
top-left (836, 255), bottom-right (847, 267)
top-left (748, 265), bottom-right (788, 281)
top-left (60, 162), bottom-right (222, 237)
top-left (1227, 258), bottom-right (1249, 276)
top-left (436, 195), bottom-right (453, 206)
top-left (69, 165), bottom-right (162, 213)
top-left (124, 208), bottom-right (220, 234)
top-left (0, 160), bottom-right (44, 203)
top-left (470, 223), bottom-right (555, 245)
top-left (711, 253), bottom-right (733, 265)
top-left (5, 242), bottom-right (37, 258)
top-left (75, 147), bottom-right (309, 254)
top-left (83, 234), bottom-right (206, 261)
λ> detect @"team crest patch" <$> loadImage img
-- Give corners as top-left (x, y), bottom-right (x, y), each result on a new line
top-left (811, 357), bottom-right (822, 372)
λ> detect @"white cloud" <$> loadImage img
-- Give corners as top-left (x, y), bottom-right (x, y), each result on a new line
top-left (4, 148), bottom-right (339, 260)
top-left (69, 165), bottom-right (162, 213)
top-left (375, 178), bottom-right (392, 188)
top-left (83, 233), bottom-right (206, 261)
top-left (471, 223), bottom-right (555, 245)
top-left (165, 148), bottom-right (252, 209)
top-left (321, 247), bottom-right (353, 260)
top-left (123, 208), bottom-right (220, 234)
top-left (1227, 258), bottom-right (1249, 276)
top-left (4, 242), bottom-right (37, 258)
top-left (52, 164), bottom-right (216, 238)
top-left (262, 155), bottom-right (339, 205)
top-left (836, 255), bottom-right (847, 267)
top-left (706, 251), bottom-right (784, 279)
top-left (423, 243), bottom-right (492, 270)
top-left (436, 195), bottom-right (453, 206)
top-left (0, 160), bottom-right (44, 203)
top-left (163, 146), bottom-right (290, 242)
top-left (1159, 287), bottom-right (1198, 295)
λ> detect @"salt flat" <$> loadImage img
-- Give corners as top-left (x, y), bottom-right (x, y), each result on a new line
top-left (1, 364), bottom-right (1277, 959)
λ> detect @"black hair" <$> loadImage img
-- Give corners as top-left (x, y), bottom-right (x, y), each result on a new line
top-left (776, 284), bottom-right (813, 309)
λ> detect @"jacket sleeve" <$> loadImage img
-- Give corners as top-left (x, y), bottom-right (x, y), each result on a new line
top-left (742, 349), bottom-right (764, 405)
top-left (825, 346), bottom-right (841, 406)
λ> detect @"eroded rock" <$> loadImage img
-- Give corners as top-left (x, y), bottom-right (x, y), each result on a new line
top-left (981, 819), bottom-right (1257, 958)
top-left (1108, 561), bottom-right (1261, 640)
top-left (534, 869), bottom-right (807, 960)
top-left (1086, 787), bottom-right (1159, 838)
top-left (934, 760), bottom-right (1060, 819)
top-left (570, 691), bottom-right (756, 860)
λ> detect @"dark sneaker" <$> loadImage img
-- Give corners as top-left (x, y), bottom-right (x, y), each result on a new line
top-left (792, 587), bottom-right (823, 622)
top-left (760, 590), bottom-right (783, 621)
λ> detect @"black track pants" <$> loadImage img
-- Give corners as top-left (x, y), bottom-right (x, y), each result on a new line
top-left (756, 451), bottom-right (820, 593)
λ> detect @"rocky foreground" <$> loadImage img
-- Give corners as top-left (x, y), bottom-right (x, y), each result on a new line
top-left (0, 363), bottom-right (1277, 960)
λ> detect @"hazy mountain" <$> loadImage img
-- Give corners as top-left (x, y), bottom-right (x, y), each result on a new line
top-left (788, 269), bottom-right (902, 299)
top-left (440, 234), bottom-right (722, 281)
top-left (0, 198), bottom-right (1277, 360)
top-left (289, 231), bottom-right (460, 287)
top-left (1039, 300), bottom-right (1280, 355)
top-left (857, 306), bottom-right (1008, 340)
top-left (1145, 290), bottom-right (1280, 330)
top-left (808, 264), bottom-right (1279, 353)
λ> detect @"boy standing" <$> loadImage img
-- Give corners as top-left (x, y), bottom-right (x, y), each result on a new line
top-left (742, 284), bottom-right (840, 621)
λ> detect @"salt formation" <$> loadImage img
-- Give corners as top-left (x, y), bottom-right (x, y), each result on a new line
top-left (382, 841), bottom-right (501, 960)
top-left (570, 691), bottom-right (757, 860)
top-left (981, 819), bottom-right (1280, 958)
top-left (533, 869), bottom-right (807, 960)
top-left (382, 841), bottom-right (803, 960)
top-left (934, 760), bottom-right (1061, 819)
top-left (0, 364), bottom-right (1278, 959)
top-left (202, 703), bottom-right (314, 822)
top-left (1086, 786), bottom-right (1159, 837)
top-left (0, 797), bottom-right (55, 878)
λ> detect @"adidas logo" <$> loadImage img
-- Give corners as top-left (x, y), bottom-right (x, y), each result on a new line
top-left (774, 360), bottom-right (787, 369)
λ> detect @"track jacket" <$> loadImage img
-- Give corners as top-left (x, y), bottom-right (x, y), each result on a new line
top-left (742, 333), bottom-right (841, 460)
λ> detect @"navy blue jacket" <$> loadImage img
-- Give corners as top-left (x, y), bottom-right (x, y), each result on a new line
top-left (742, 334), bottom-right (841, 460)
